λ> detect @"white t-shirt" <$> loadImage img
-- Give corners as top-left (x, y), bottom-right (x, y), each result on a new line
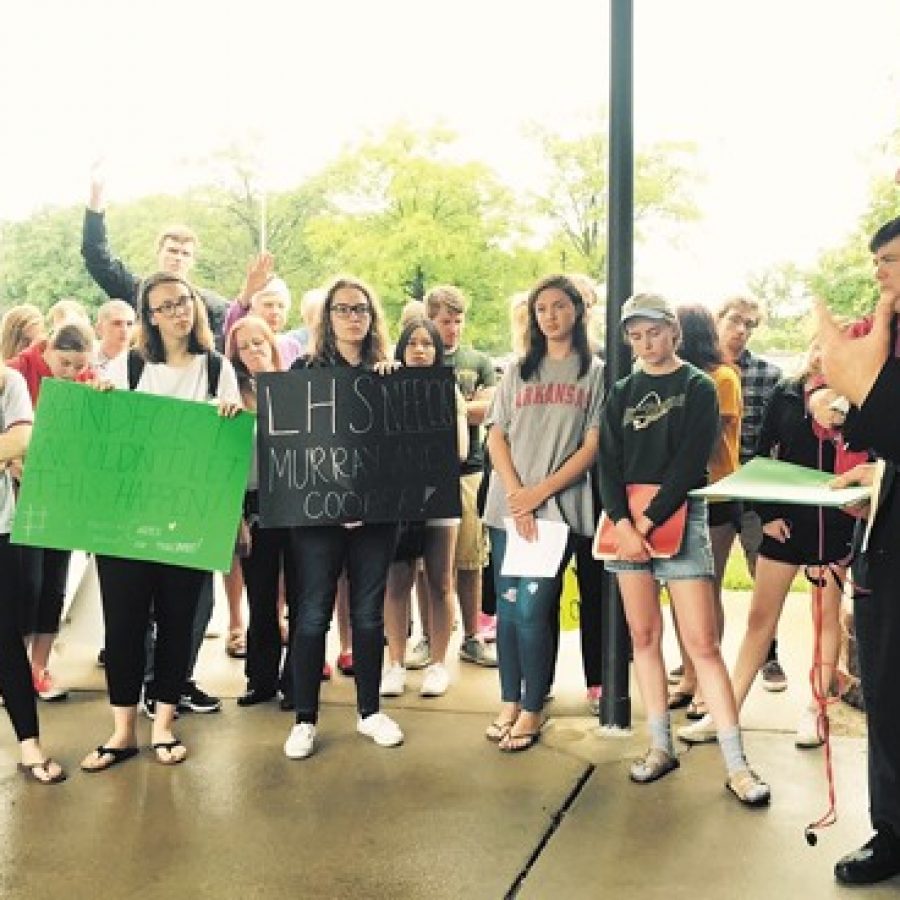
top-left (0, 368), bottom-right (34, 535)
top-left (111, 353), bottom-right (241, 405)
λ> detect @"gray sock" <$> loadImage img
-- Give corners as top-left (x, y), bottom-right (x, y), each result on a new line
top-left (648, 713), bottom-right (674, 756)
top-left (717, 725), bottom-right (747, 775)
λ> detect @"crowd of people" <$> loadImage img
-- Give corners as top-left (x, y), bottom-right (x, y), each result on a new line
top-left (0, 176), bottom-right (899, 885)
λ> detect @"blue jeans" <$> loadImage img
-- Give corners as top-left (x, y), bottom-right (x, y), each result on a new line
top-left (289, 523), bottom-right (398, 724)
top-left (490, 526), bottom-right (574, 713)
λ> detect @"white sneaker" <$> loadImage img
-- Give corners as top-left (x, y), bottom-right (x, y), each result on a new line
top-left (284, 723), bottom-right (316, 759)
top-left (677, 713), bottom-right (717, 745)
top-left (420, 663), bottom-right (449, 698)
top-left (795, 706), bottom-right (826, 749)
top-left (404, 637), bottom-right (431, 670)
top-left (379, 664), bottom-right (407, 697)
top-left (357, 712), bottom-right (404, 747)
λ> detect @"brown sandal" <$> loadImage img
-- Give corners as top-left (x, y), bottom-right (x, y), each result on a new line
top-left (485, 720), bottom-right (515, 742)
top-left (226, 629), bottom-right (247, 659)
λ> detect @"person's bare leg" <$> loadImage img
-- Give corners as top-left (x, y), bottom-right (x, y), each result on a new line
top-left (617, 572), bottom-right (667, 718)
top-left (222, 557), bottom-right (245, 635)
top-left (680, 522), bottom-right (736, 708)
top-left (423, 527), bottom-right (458, 664)
top-left (384, 562), bottom-right (416, 666)
top-left (456, 568), bottom-right (480, 640)
top-left (28, 632), bottom-right (55, 673)
top-left (80, 705), bottom-right (139, 770)
top-left (415, 567), bottom-right (431, 641)
top-left (336, 572), bottom-right (351, 656)
top-left (669, 578), bottom-right (737, 730)
top-left (810, 565), bottom-right (845, 701)
top-left (730, 557), bottom-right (797, 712)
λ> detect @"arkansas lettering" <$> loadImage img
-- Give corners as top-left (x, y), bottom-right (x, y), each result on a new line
top-left (515, 382), bottom-right (590, 409)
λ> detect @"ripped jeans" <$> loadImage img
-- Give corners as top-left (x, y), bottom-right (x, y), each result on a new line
top-left (489, 526), bottom-right (575, 713)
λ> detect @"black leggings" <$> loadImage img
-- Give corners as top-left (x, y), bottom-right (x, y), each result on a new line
top-left (18, 545), bottom-right (70, 635)
top-left (240, 511), bottom-right (297, 695)
top-left (96, 556), bottom-right (203, 706)
top-left (0, 536), bottom-right (39, 741)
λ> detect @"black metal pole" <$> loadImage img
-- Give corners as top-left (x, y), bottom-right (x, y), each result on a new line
top-left (600, 0), bottom-right (633, 728)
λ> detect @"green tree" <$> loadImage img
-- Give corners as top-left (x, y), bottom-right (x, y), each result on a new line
top-left (527, 114), bottom-right (700, 280)
top-left (304, 123), bottom-right (541, 350)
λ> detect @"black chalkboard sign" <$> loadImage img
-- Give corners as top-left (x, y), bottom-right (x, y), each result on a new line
top-left (257, 367), bottom-right (463, 527)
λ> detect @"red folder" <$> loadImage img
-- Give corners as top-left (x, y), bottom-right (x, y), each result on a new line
top-left (593, 484), bottom-right (687, 560)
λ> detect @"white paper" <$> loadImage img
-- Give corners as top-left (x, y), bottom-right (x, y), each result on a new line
top-left (500, 518), bottom-right (570, 578)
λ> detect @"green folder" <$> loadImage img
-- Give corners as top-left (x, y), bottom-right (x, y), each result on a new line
top-left (690, 457), bottom-right (870, 508)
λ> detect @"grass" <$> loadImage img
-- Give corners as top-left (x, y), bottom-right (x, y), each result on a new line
top-left (722, 548), bottom-right (809, 593)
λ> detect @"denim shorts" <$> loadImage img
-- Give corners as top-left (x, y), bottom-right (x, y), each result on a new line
top-left (605, 498), bottom-right (714, 582)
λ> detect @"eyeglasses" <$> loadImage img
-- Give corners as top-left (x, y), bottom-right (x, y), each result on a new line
top-left (236, 337), bottom-right (268, 352)
top-left (724, 312), bottom-right (759, 331)
top-left (150, 295), bottom-right (192, 317)
top-left (331, 303), bottom-right (371, 319)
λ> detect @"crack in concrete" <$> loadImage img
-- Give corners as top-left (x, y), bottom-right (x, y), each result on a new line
top-left (504, 763), bottom-right (596, 899)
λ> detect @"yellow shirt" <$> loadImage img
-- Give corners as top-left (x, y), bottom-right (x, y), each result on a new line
top-left (708, 363), bottom-right (742, 484)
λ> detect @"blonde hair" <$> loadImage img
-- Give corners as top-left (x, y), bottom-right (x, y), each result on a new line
top-left (1, 303), bottom-right (45, 360)
top-left (47, 298), bottom-right (90, 329)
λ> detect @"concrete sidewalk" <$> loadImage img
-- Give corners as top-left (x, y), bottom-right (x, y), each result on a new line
top-left (0, 568), bottom-right (894, 899)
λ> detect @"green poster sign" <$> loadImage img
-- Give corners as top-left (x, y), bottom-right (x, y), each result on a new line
top-left (11, 380), bottom-right (254, 571)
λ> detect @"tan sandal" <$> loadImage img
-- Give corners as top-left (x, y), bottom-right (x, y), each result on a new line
top-left (630, 748), bottom-right (679, 784)
top-left (485, 720), bottom-right (515, 742)
top-left (225, 629), bottom-right (246, 659)
top-left (726, 768), bottom-right (771, 807)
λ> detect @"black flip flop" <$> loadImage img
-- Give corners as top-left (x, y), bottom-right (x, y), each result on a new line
top-left (81, 745), bottom-right (139, 773)
top-left (499, 732), bottom-right (541, 753)
top-left (152, 739), bottom-right (187, 766)
top-left (18, 758), bottom-right (67, 784)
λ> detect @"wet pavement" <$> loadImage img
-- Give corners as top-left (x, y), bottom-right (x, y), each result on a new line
top-left (0, 559), bottom-right (895, 899)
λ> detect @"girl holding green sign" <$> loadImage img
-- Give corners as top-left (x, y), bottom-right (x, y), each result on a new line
top-left (81, 272), bottom-right (241, 773)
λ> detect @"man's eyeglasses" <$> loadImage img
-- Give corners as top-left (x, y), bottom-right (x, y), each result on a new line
top-left (331, 303), bottom-right (371, 319)
top-left (725, 312), bottom-right (759, 331)
top-left (150, 295), bottom-right (192, 317)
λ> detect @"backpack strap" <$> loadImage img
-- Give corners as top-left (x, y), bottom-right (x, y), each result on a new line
top-left (206, 351), bottom-right (223, 399)
top-left (126, 349), bottom-right (145, 392)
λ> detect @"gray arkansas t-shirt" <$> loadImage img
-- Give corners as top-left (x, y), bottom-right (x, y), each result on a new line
top-left (483, 353), bottom-right (604, 537)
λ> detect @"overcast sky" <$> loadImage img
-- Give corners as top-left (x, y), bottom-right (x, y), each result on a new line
top-left (1, 0), bottom-right (898, 300)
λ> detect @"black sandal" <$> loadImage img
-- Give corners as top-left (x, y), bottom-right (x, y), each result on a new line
top-left (80, 745), bottom-right (139, 773)
top-left (18, 758), bottom-right (67, 784)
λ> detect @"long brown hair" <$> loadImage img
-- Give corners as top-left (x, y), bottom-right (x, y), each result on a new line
top-left (311, 276), bottom-right (390, 367)
top-left (134, 272), bottom-right (213, 363)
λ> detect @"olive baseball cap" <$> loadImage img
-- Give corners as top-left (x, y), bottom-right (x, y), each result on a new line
top-left (620, 293), bottom-right (676, 325)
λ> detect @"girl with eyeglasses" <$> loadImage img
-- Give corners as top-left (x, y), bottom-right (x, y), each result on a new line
top-left (81, 272), bottom-right (241, 772)
top-left (283, 276), bottom-right (403, 759)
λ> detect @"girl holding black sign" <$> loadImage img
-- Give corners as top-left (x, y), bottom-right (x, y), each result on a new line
top-left (380, 317), bottom-right (469, 699)
top-left (81, 273), bottom-right (241, 772)
top-left (284, 276), bottom-right (403, 760)
top-left (482, 274), bottom-right (603, 752)
top-left (598, 293), bottom-right (769, 805)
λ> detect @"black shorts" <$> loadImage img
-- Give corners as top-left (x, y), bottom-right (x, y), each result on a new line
top-left (708, 500), bottom-right (741, 530)
top-left (758, 507), bottom-right (854, 566)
